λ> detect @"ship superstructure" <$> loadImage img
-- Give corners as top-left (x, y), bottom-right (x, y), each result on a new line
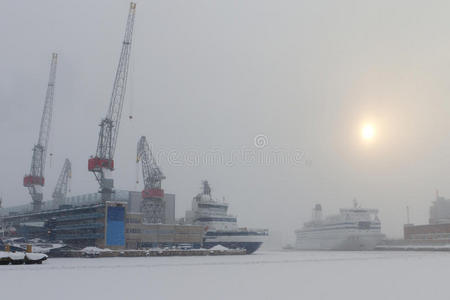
top-left (295, 201), bottom-right (384, 250)
top-left (185, 181), bottom-right (268, 254)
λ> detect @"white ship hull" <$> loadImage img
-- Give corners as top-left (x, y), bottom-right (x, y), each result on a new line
top-left (204, 231), bottom-right (268, 254)
top-left (295, 229), bottom-right (385, 251)
top-left (205, 234), bottom-right (267, 243)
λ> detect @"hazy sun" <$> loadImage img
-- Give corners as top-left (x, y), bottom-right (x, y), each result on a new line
top-left (361, 124), bottom-right (375, 141)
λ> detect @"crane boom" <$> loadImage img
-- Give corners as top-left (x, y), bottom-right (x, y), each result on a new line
top-left (52, 159), bottom-right (71, 205)
top-left (137, 136), bottom-right (165, 196)
top-left (88, 3), bottom-right (136, 201)
top-left (24, 53), bottom-right (58, 212)
top-left (136, 136), bottom-right (166, 223)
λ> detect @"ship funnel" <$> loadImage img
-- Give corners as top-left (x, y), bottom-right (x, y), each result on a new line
top-left (313, 204), bottom-right (322, 221)
top-left (202, 180), bottom-right (211, 195)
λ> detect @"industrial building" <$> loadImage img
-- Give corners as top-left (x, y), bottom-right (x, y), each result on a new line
top-left (404, 194), bottom-right (450, 243)
top-left (0, 191), bottom-right (203, 249)
top-left (125, 213), bottom-right (203, 249)
top-left (1, 190), bottom-right (175, 222)
top-left (429, 194), bottom-right (450, 225)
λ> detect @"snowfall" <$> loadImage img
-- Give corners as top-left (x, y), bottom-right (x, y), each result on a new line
top-left (1, 250), bottom-right (449, 300)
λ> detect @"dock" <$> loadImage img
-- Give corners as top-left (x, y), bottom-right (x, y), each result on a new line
top-left (50, 247), bottom-right (246, 258)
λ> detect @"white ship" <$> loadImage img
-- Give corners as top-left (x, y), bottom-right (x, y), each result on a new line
top-left (185, 181), bottom-right (268, 254)
top-left (295, 201), bottom-right (385, 250)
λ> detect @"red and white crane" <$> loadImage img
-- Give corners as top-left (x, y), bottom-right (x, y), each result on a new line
top-left (136, 136), bottom-right (166, 223)
top-left (88, 3), bottom-right (136, 201)
top-left (23, 53), bottom-right (58, 212)
top-left (52, 158), bottom-right (71, 205)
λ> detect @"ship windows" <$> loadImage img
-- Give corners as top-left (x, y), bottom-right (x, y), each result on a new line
top-left (358, 221), bottom-right (371, 229)
top-left (196, 217), bottom-right (237, 222)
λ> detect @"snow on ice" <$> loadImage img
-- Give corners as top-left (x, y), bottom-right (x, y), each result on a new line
top-left (1, 251), bottom-right (449, 300)
top-left (209, 245), bottom-right (229, 251)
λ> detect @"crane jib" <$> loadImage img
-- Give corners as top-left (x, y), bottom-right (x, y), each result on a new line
top-left (53, 159), bottom-right (72, 203)
top-left (88, 3), bottom-right (136, 198)
top-left (23, 52), bottom-right (57, 212)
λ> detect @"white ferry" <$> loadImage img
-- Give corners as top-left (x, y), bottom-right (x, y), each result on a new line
top-left (185, 181), bottom-right (268, 254)
top-left (295, 201), bottom-right (385, 250)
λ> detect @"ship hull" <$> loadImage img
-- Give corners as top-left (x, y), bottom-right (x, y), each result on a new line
top-left (204, 232), bottom-right (267, 254)
top-left (295, 230), bottom-right (384, 251)
top-left (203, 241), bottom-right (263, 254)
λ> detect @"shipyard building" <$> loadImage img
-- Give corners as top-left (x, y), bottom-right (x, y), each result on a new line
top-left (0, 191), bottom-right (203, 249)
top-left (404, 194), bottom-right (450, 243)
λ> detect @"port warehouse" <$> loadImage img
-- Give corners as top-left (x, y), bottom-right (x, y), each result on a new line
top-left (0, 191), bottom-right (203, 249)
top-left (403, 195), bottom-right (450, 244)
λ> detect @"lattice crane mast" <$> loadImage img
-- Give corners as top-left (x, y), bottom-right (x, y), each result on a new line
top-left (137, 136), bottom-right (165, 198)
top-left (88, 3), bottom-right (136, 201)
top-left (52, 158), bottom-right (71, 205)
top-left (136, 136), bottom-right (166, 223)
top-left (23, 53), bottom-right (58, 212)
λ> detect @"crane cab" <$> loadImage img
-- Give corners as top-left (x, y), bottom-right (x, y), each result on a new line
top-left (88, 157), bottom-right (114, 172)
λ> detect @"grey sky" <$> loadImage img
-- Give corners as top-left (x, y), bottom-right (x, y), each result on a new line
top-left (2, 0), bottom-right (450, 242)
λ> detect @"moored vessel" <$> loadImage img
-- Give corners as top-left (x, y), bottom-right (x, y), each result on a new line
top-left (295, 201), bottom-right (384, 250)
top-left (185, 181), bottom-right (268, 254)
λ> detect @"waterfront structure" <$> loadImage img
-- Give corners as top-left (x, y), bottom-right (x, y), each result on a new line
top-left (0, 190), bottom-right (196, 249)
top-left (125, 213), bottom-right (203, 249)
top-left (404, 194), bottom-right (450, 243)
top-left (429, 194), bottom-right (450, 225)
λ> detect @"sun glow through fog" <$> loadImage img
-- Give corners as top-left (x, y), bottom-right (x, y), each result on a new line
top-left (362, 124), bottom-right (375, 141)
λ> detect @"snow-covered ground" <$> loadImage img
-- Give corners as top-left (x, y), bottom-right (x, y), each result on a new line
top-left (1, 251), bottom-right (449, 300)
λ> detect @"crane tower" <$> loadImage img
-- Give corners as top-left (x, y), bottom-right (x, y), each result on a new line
top-left (23, 53), bottom-right (58, 212)
top-left (136, 136), bottom-right (166, 224)
top-left (88, 3), bottom-right (136, 201)
top-left (52, 158), bottom-right (72, 206)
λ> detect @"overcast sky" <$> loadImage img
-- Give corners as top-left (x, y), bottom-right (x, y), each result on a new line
top-left (2, 0), bottom-right (450, 242)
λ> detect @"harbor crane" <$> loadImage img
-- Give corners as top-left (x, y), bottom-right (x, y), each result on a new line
top-left (88, 3), bottom-right (136, 201)
top-left (23, 53), bottom-right (58, 212)
top-left (52, 159), bottom-right (71, 205)
top-left (136, 136), bottom-right (166, 223)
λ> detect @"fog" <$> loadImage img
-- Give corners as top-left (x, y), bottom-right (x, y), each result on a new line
top-left (2, 0), bottom-right (450, 243)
